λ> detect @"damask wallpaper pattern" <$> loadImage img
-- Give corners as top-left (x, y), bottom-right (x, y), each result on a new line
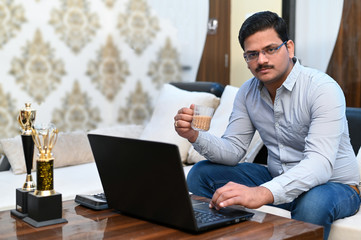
top-left (49, 0), bottom-right (100, 54)
top-left (0, 0), bottom-right (26, 49)
top-left (117, 0), bottom-right (160, 55)
top-left (86, 35), bottom-right (130, 101)
top-left (148, 37), bottom-right (181, 89)
top-left (0, 0), bottom-right (208, 149)
top-left (52, 81), bottom-right (102, 132)
top-left (10, 29), bottom-right (66, 104)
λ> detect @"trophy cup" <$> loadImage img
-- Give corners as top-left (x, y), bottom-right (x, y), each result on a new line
top-left (23, 123), bottom-right (67, 227)
top-left (11, 103), bottom-right (36, 219)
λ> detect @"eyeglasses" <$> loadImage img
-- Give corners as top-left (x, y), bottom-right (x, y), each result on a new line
top-left (243, 41), bottom-right (287, 63)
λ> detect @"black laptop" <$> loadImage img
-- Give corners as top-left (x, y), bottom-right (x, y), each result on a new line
top-left (88, 134), bottom-right (254, 233)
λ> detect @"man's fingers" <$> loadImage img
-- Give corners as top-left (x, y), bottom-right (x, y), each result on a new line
top-left (175, 107), bottom-right (194, 122)
top-left (211, 187), bottom-right (235, 209)
top-left (218, 196), bottom-right (240, 208)
top-left (177, 107), bottom-right (193, 115)
top-left (174, 115), bottom-right (193, 125)
top-left (211, 194), bottom-right (238, 210)
top-left (210, 182), bottom-right (245, 210)
top-left (212, 182), bottom-right (237, 200)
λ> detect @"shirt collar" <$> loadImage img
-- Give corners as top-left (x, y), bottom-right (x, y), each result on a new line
top-left (282, 57), bottom-right (300, 91)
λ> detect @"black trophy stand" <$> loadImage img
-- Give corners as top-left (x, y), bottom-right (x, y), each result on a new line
top-left (23, 191), bottom-right (67, 227)
top-left (10, 135), bottom-right (35, 219)
top-left (22, 159), bottom-right (67, 227)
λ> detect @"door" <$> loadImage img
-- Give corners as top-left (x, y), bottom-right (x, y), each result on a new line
top-left (326, 0), bottom-right (361, 107)
top-left (196, 0), bottom-right (230, 86)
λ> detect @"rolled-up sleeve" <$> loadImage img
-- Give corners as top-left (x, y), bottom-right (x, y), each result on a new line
top-left (192, 81), bottom-right (257, 166)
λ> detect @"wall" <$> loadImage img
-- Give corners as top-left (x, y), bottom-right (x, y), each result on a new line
top-left (230, 0), bottom-right (282, 87)
top-left (0, 0), bottom-right (208, 145)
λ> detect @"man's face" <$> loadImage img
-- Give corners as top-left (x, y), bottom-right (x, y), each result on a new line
top-left (243, 28), bottom-right (294, 86)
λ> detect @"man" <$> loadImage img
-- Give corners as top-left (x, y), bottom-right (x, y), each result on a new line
top-left (174, 11), bottom-right (360, 239)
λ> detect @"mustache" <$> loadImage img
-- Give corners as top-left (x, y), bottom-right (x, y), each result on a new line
top-left (256, 64), bottom-right (274, 72)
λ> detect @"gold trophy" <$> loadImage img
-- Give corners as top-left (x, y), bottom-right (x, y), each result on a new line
top-left (32, 123), bottom-right (58, 196)
top-left (18, 103), bottom-right (36, 191)
top-left (11, 103), bottom-right (36, 219)
top-left (23, 123), bottom-right (67, 227)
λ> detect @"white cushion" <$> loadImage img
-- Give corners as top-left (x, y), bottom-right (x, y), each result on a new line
top-left (89, 124), bottom-right (144, 139)
top-left (0, 131), bottom-right (94, 174)
top-left (140, 83), bottom-right (220, 163)
top-left (0, 135), bottom-right (38, 174)
top-left (256, 205), bottom-right (291, 219)
top-left (187, 85), bottom-right (263, 164)
top-left (329, 209), bottom-right (361, 240)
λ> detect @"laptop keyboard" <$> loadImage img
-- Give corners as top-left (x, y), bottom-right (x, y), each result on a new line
top-left (194, 209), bottom-right (227, 224)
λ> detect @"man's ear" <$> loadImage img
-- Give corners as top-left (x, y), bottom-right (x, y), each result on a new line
top-left (286, 40), bottom-right (295, 58)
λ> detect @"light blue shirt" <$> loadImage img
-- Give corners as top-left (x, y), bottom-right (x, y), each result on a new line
top-left (193, 59), bottom-right (359, 205)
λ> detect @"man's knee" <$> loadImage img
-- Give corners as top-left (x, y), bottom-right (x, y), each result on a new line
top-left (187, 160), bottom-right (211, 187)
top-left (187, 161), bottom-right (270, 189)
top-left (290, 183), bottom-right (354, 239)
top-left (186, 160), bottom-right (217, 198)
top-left (292, 185), bottom-right (334, 220)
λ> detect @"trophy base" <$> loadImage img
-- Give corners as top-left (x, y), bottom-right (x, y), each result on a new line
top-left (23, 191), bottom-right (67, 227)
top-left (23, 216), bottom-right (67, 228)
top-left (11, 188), bottom-right (32, 218)
top-left (10, 209), bottom-right (28, 219)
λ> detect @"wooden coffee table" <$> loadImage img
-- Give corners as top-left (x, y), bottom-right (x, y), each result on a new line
top-left (0, 196), bottom-right (323, 239)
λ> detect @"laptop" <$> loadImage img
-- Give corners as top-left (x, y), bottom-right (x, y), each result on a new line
top-left (88, 134), bottom-right (254, 233)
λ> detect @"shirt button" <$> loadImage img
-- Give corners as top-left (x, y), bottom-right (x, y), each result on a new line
top-left (275, 122), bottom-right (280, 128)
top-left (279, 144), bottom-right (284, 149)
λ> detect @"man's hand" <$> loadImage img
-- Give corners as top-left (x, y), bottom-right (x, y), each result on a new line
top-left (174, 104), bottom-right (199, 143)
top-left (209, 182), bottom-right (274, 210)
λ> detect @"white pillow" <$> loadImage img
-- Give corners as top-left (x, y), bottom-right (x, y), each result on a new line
top-left (140, 83), bottom-right (220, 163)
top-left (187, 85), bottom-right (264, 164)
top-left (0, 131), bottom-right (94, 174)
top-left (0, 135), bottom-right (35, 174)
top-left (89, 124), bottom-right (145, 139)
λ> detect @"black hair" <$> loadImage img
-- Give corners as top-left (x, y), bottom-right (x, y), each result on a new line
top-left (238, 11), bottom-right (289, 50)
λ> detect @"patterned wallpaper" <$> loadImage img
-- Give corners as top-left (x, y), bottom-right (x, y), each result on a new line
top-left (0, 0), bottom-right (208, 145)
